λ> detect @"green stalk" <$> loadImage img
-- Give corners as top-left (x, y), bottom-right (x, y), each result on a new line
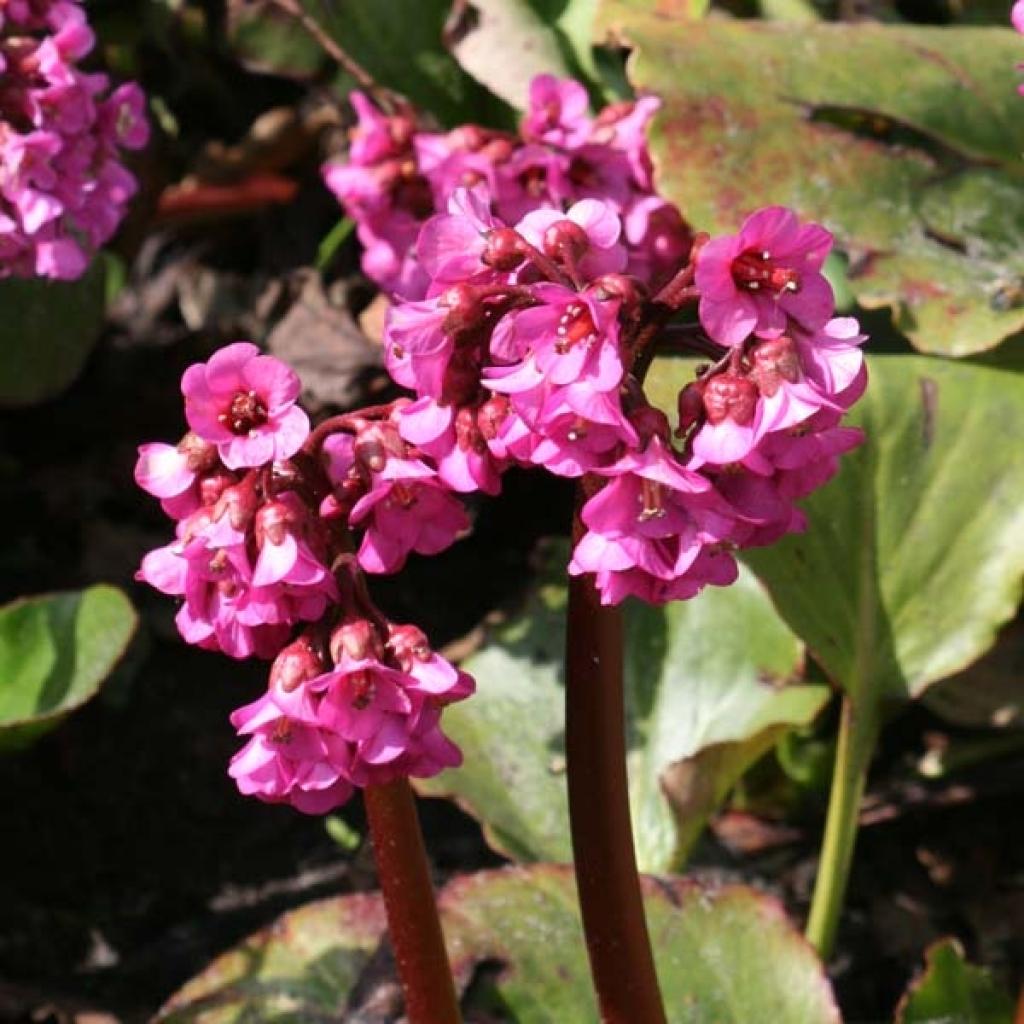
top-left (805, 694), bottom-right (880, 959)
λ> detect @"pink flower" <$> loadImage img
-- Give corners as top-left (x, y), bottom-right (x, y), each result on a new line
top-left (229, 693), bottom-right (354, 815)
top-left (181, 342), bottom-right (310, 469)
top-left (1014, 0), bottom-right (1024, 33)
top-left (398, 397), bottom-right (505, 495)
top-left (522, 74), bottom-right (591, 147)
top-left (417, 186), bottom-right (508, 283)
top-left (350, 455), bottom-right (469, 573)
top-left (695, 206), bottom-right (834, 346)
top-left (569, 438), bottom-right (740, 605)
top-left (515, 198), bottom-right (627, 279)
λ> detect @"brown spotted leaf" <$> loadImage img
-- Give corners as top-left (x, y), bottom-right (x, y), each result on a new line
top-left (158, 865), bottom-right (840, 1023)
top-left (598, 12), bottom-right (1024, 355)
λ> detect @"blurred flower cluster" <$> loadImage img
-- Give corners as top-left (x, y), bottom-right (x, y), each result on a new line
top-left (0, 0), bottom-right (148, 279)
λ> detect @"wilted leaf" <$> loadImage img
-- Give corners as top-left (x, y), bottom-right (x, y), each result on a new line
top-left (159, 865), bottom-right (841, 1023)
top-left (895, 938), bottom-right (1014, 1024)
top-left (444, 0), bottom-right (578, 110)
top-left (417, 558), bottom-right (828, 870)
top-left (597, 13), bottom-right (1024, 355)
top-left (0, 260), bottom-right (107, 407)
top-left (734, 356), bottom-right (1024, 707)
top-left (0, 586), bottom-right (138, 750)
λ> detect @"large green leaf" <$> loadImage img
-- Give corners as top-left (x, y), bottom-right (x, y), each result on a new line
top-left (895, 938), bottom-right (1014, 1024)
top-left (734, 355), bottom-right (1024, 706)
top-left (0, 586), bottom-right (138, 750)
top-left (158, 865), bottom-right (840, 1023)
top-left (302, 0), bottom-right (511, 127)
top-left (0, 259), bottom-right (107, 407)
top-left (417, 560), bottom-right (828, 870)
top-left (597, 12), bottom-right (1024, 355)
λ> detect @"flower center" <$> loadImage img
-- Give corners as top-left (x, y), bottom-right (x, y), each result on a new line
top-left (221, 390), bottom-right (268, 435)
top-left (555, 303), bottom-right (597, 354)
top-left (348, 670), bottom-right (376, 710)
top-left (731, 249), bottom-right (801, 296)
top-left (638, 478), bottom-right (666, 521)
top-left (270, 718), bottom-right (294, 745)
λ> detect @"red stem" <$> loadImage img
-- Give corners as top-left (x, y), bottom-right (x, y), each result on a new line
top-left (364, 779), bottom-right (462, 1024)
top-left (565, 491), bottom-right (667, 1024)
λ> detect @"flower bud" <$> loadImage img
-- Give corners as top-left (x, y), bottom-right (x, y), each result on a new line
top-left (590, 273), bottom-right (647, 308)
top-left (676, 381), bottom-right (706, 435)
top-left (271, 636), bottom-right (326, 693)
top-left (543, 219), bottom-right (588, 262)
top-left (255, 499), bottom-right (298, 547)
top-left (177, 432), bottom-right (219, 473)
top-left (199, 467), bottom-right (237, 508)
top-left (212, 473), bottom-right (258, 530)
top-left (354, 420), bottom-right (404, 473)
top-left (703, 373), bottom-right (758, 426)
top-left (387, 623), bottom-right (431, 671)
top-left (330, 618), bottom-right (384, 665)
top-left (482, 227), bottom-right (524, 271)
top-left (476, 394), bottom-right (510, 441)
top-left (749, 335), bottom-right (801, 397)
top-left (440, 283), bottom-right (484, 334)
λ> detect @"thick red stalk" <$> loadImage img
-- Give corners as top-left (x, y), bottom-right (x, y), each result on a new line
top-left (364, 780), bottom-right (462, 1024)
top-left (565, 493), bottom-right (667, 1024)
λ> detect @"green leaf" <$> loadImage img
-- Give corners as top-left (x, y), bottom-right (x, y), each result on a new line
top-left (734, 355), bottom-right (1024, 706)
top-left (158, 865), bottom-right (841, 1023)
top-left (417, 558), bottom-right (828, 870)
top-left (445, 0), bottom-right (579, 111)
top-left (0, 259), bottom-right (107, 407)
top-left (0, 586), bottom-right (138, 750)
top-left (598, 13), bottom-right (1024, 355)
top-left (302, 0), bottom-right (512, 127)
top-left (896, 938), bottom-right (1014, 1024)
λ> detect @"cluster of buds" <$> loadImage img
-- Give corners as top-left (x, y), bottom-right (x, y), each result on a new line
top-left (135, 342), bottom-right (474, 812)
top-left (323, 75), bottom-right (690, 298)
top-left (0, 0), bottom-right (148, 280)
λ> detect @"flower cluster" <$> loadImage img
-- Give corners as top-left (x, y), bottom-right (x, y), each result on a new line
top-left (339, 181), bottom-right (864, 605)
top-left (323, 76), bottom-right (690, 298)
top-left (0, 0), bottom-right (148, 280)
top-left (135, 342), bottom-right (472, 813)
top-left (138, 76), bottom-right (867, 811)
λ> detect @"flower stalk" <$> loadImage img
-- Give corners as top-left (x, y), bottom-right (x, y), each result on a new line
top-left (805, 694), bottom-right (881, 959)
top-left (565, 489), bottom-right (667, 1024)
top-left (364, 779), bottom-right (462, 1024)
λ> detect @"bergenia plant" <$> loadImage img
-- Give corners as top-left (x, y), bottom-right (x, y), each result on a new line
top-left (132, 74), bottom-right (868, 1024)
top-left (136, 77), bottom-right (866, 1023)
top-left (0, 0), bottom-right (148, 280)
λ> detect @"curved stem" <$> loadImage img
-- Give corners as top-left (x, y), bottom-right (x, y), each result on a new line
top-left (805, 695), bottom-right (880, 959)
top-left (364, 780), bottom-right (461, 1024)
top-left (565, 489), bottom-right (667, 1024)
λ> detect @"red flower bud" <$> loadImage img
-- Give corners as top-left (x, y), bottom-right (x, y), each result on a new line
top-left (271, 636), bottom-right (326, 693)
top-left (387, 623), bottom-right (431, 671)
top-left (482, 227), bottom-right (524, 271)
top-left (330, 618), bottom-right (384, 665)
top-left (703, 373), bottom-right (758, 426)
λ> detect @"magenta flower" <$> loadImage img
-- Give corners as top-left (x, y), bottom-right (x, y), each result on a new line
top-left (349, 455), bottom-right (469, 574)
top-left (695, 206), bottom-right (835, 346)
top-left (516, 198), bottom-right (627, 279)
top-left (181, 342), bottom-right (310, 469)
top-left (1014, 0), bottom-right (1024, 33)
top-left (229, 694), bottom-right (354, 815)
top-left (522, 74), bottom-right (591, 147)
